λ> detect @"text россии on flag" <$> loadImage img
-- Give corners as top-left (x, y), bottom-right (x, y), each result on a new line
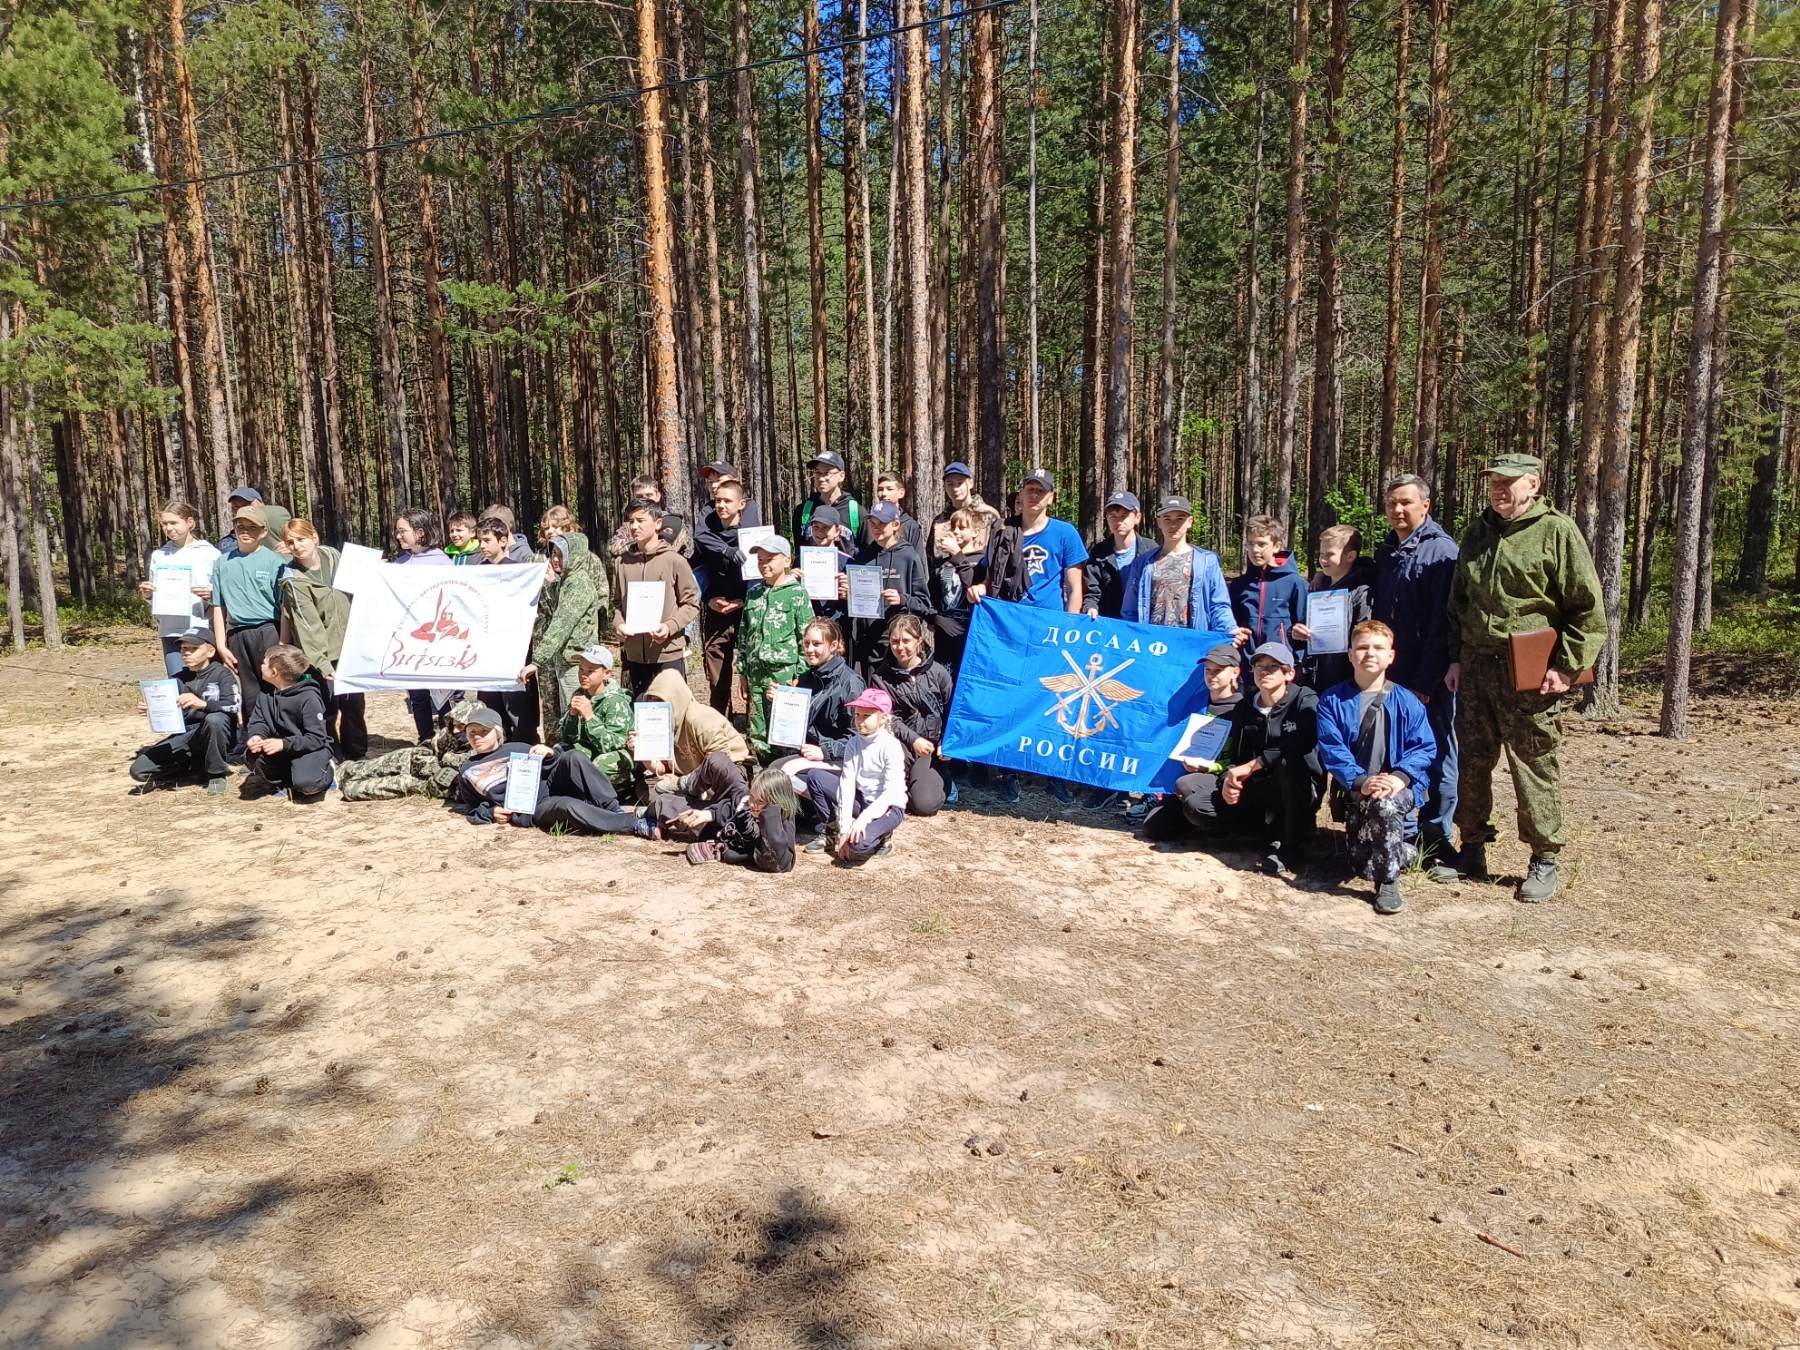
top-left (333, 562), bottom-right (546, 694)
top-left (940, 599), bottom-right (1233, 793)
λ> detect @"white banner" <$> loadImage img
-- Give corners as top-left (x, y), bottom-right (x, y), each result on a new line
top-left (334, 562), bottom-right (547, 694)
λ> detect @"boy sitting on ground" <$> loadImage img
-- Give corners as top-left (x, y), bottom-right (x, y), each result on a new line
top-left (554, 645), bottom-right (635, 795)
top-left (1211, 641), bottom-right (1323, 879)
top-left (1315, 621), bottom-right (1437, 916)
top-left (1139, 642), bottom-right (1245, 841)
top-left (130, 634), bottom-right (239, 795)
top-left (243, 644), bottom-right (334, 802)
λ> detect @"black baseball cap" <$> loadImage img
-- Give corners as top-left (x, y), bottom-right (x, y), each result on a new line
top-left (808, 450), bottom-right (847, 472)
top-left (1104, 491), bottom-right (1141, 514)
top-left (1156, 494), bottom-right (1193, 518)
top-left (1203, 642), bottom-right (1239, 669)
top-left (810, 504), bottom-right (843, 529)
top-left (703, 461), bottom-right (739, 481)
top-left (1020, 467), bottom-right (1055, 493)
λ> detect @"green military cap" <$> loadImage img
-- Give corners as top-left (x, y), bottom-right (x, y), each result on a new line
top-left (1483, 452), bottom-right (1544, 478)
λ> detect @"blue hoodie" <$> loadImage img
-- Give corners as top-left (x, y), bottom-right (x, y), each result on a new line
top-left (1315, 679), bottom-right (1437, 811)
top-left (1228, 552), bottom-right (1309, 657)
top-left (1372, 516), bottom-right (1458, 696)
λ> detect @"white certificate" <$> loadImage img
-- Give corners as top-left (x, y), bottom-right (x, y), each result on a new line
top-left (1167, 712), bottom-right (1230, 766)
top-left (737, 526), bottom-right (777, 580)
top-left (150, 565), bottom-right (194, 618)
top-left (502, 752), bottom-right (542, 814)
top-left (846, 564), bottom-right (883, 619)
top-left (767, 684), bottom-right (812, 748)
top-left (632, 701), bottom-right (673, 761)
top-left (141, 678), bottom-right (186, 734)
top-left (621, 579), bottom-right (666, 635)
top-left (801, 546), bottom-right (839, 602)
top-left (1306, 591), bottom-right (1351, 654)
top-left (332, 542), bottom-right (383, 594)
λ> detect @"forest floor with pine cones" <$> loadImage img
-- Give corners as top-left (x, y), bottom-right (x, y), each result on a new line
top-left (1, 628), bottom-right (1796, 1350)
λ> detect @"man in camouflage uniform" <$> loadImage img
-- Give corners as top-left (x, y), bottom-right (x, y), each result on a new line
top-left (339, 700), bottom-right (479, 801)
top-left (550, 644), bottom-right (635, 794)
top-left (735, 534), bottom-right (813, 757)
top-left (1441, 453), bottom-right (1605, 903)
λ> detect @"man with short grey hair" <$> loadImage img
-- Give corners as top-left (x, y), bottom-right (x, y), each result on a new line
top-left (1372, 472), bottom-right (1460, 869)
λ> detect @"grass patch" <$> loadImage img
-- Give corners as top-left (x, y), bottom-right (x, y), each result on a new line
top-left (909, 911), bottom-right (948, 937)
top-left (1620, 585), bottom-right (1800, 693)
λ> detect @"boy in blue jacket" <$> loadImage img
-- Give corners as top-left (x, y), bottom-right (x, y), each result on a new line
top-left (1228, 515), bottom-right (1308, 667)
top-left (1315, 620), bottom-right (1437, 916)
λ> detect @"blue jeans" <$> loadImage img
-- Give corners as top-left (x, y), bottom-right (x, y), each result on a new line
top-left (1421, 688), bottom-right (1459, 848)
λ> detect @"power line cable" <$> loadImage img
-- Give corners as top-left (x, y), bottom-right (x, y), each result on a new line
top-left (0, 0), bottom-right (1016, 215)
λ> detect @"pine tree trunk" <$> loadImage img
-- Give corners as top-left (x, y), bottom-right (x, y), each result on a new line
top-left (803, 0), bottom-right (829, 462)
top-left (902, 0), bottom-right (939, 523)
top-left (690, 1), bottom-right (731, 464)
top-left (1105, 0), bottom-right (1141, 498)
top-left (0, 293), bottom-right (26, 650)
top-left (356, 2), bottom-right (413, 516)
top-left (163, 0), bottom-right (234, 526)
top-left (1026, 0), bottom-right (1043, 468)
top-left (1627, 239), bottom-right (1665, 627)
top-left (1308, 0), bottom-right (1348, 555)
top-left (1519, 6), bottom-right (1550, 456)
top-left (1734, 363), bottom-right (1782, 595)
top-left (1575, 0), bottom-right (1627, 545)
top-left (1154, 0), bottom-right (1181, 498)
top-left (1661, 0), bottom-right (1740, 740)
top-left (1273, 0), bottom-right (1310, 527)
top-left (1240, 80), bottom-right (1267, 520)
top-left (842, 2), bottom-right (869, 464)
top-left (1411, 0), bottom-right (1450, 492)
top-left (732, 0), bottom-right (767, 495)
top-left (1591, 0), bottom-right (1660, 717)
top-left (1080, 17), bottom-right (1113, 538)
top-left (1378, 0), bottom-right (1410, 484)
top-left (297, 28), bottom-right (348, 540)
top-left (974, 1), bottom-right (1007, 491)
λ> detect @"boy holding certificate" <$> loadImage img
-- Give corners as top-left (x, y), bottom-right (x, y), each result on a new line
top-left (848, 502), bottom-right (932, 674)
top-left (736, 535), bottom-right (813, 757)
top-left (130, 634), bottom-right (239, 795)
top-left (1315, 621), bottom-right (1437, 915)
top-left (614, 500), bottom-right (700, 697)
top-left (1297, 524), bottom-right (1375, 692)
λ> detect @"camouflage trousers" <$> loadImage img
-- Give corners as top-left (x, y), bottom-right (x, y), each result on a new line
top-left (339, 745), bottom-right (443, 801)
top-left (1453, 650), bottom-right (1569, 855)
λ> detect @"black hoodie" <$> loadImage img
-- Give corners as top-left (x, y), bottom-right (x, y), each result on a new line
top-left (244, 679), bottom-right (329, 756)
top-left (448, 739), bottom-right (536, 824)
top-left (1303, 555), bottom-right (1376, 691)
top-left (1226, 683), bottom-right (1321, 781)
top-left (871, 655), bottom-right (955, 749)
top-left (848, 539), bottom-right (933, 670)
top-left (798, 654), bottom-right (866, 761)
top-left (174, 658), bottom-right (240, 725)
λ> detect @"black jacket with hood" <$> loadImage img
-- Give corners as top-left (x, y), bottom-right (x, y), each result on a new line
top-left (1225, 683), bottom-right (1322, 783)
top-left (870, 655), bottom-right (955, 748)
top-left (798, 654), bottom-right (866, 761)
top-left (245, 679), bottom-right (330, 757)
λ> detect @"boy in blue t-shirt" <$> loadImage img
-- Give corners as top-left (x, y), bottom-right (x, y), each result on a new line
top-left (971, 468), bottom-right (1087, 804)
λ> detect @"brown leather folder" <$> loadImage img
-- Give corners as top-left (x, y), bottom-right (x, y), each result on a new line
top-left (1509, 627), bottom-right (1595, 691)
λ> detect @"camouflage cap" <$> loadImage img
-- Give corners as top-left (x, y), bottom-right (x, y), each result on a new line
top-left (1483, 452), bottom-right (1544, 478)
top-left (448, 699), bottom-right (482, 725)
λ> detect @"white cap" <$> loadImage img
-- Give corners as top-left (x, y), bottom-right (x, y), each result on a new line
top-left (749, 534), bottom-right (793, 557)
top-left (576, 645), bottom-right (615, 669)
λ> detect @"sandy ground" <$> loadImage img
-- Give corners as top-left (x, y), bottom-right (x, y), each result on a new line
top-left (0, 629), bottom-right (1797, 1350)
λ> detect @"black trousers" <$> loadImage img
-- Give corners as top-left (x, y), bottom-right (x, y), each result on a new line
top-left (226, 622), bottom-right (279, 743)
top-left (132, 712), bottom-right (234, 783)
top-left (701, 606), bottom-right (739, 713)
top-left (905, 755), bottom-right (945, 817)
top-left (247, 744), bottom-right (334, 796)
top-left (531, 751), bottom-right (642, 836)
top-left (1142, 765), bottom-right (1319, 850)
top-left (315, 672), bottom-right (369, 761)
top-left (649, 751), bottom-right (748, 839)
top-left (480, 685), bottom-right (540, 746)
top-left (623, 656), bottom-right (686, 700)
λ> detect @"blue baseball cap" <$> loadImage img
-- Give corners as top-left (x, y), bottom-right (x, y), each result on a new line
top-left (944, 461), bottom-right (973, 480)
top-left (1105, 491), bottom-right (1141, 514)
top-left (867, 501), bottom-right (901, 525)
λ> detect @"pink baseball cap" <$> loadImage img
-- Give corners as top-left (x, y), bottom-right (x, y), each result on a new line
top-left (846, 689), bottom-right (893, 715)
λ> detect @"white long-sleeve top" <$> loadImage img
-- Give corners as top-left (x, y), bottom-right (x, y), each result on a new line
top-left (835, 729), bottom-right (909, 836)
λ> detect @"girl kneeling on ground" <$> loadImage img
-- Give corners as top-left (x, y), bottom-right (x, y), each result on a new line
top-left (801, 688), bottom-right (907, 863)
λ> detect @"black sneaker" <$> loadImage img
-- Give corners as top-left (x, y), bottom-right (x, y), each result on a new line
top-left (1083, 787), bottom-right (1120, 810)
top-left (1518, 855), bottom-right (1560, 904)
top-left (804, 831), bottom-right (835, 854)
top-left (1373, 880), bottom-right (1404, 915)
top-left (1427, 841), bottom-right (1488, 884)
top-left (1047, 780), bottom-right (1075, 807)
top-left (995, 776), bottom-right (1022, 805)
top-left (1262, 850), bottom-right (1296, 880)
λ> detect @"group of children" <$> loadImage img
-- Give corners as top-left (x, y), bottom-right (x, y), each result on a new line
top-left (129, 462), bottom-right (1445, 911)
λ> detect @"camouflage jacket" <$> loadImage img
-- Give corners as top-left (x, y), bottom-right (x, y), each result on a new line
top-left (556, 682), bottom-right (634, 780)
top-left (735, 575), bottom-right (812, 684)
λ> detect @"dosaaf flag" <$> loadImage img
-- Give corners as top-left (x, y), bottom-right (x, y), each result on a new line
top-left (940, 598), bottom-right (1233, 794)
top-left (334, 562), bottom-right (546, 694)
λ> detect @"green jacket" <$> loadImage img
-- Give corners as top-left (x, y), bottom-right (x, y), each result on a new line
top-left (1447, 498), bottom-right (1605, 675)
top-left (736, 574), bottom-right (812, 684)
top-left (279, 547), bottom-right (352, 677)
top-left (532, 531), bottom-right (602, 668)
top-left (556, 681), bottom-right (633, 781)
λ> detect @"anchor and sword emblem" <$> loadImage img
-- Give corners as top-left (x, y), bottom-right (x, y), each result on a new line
top-left (1038, 649), bottom-right (1145, 740)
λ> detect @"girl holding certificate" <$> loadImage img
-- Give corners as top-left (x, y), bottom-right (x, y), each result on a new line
top-left (142, 501), bottom-right (220, 677)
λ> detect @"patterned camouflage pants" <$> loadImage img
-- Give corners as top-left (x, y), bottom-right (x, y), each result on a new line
top-left (338, 745), bottom-right (438, 801)
top-left (1454, 651), bottom-right (1568, 855)
top-left (1344, 792), bottom-right (1415, 883)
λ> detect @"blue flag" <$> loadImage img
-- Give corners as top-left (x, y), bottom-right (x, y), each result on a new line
top-left (941, 599), bottom-right (1235, 793)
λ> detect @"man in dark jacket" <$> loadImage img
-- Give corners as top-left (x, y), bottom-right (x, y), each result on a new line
top-left (130, 634), bottom-right (240, 794)
top-left (1083, 491), bottom-right (1158, 619)
top-left (1213, 642), bottom-right (1322, 878)
top-left (692, 478), bottom-right (753, 712)
top-left (848, 501), bottom-right (933, 674)
top-left (701, 461), bottom-right (763, 529)
top-left (1372, 473), bottom-right (1460, 868)
top-left (792, 449), bottom-right (863, 543)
